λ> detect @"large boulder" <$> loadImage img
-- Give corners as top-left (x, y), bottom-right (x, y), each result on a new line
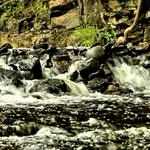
top-left (49, 0), bottom-right (79, 30)
top-left (29, 78), bottom-right (69, 94)
top-left (86, 45), bottom-right (105, 59)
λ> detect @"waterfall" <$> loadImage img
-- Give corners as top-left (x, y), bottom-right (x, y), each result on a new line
top-left (108, 56), bottom-right (150, 94)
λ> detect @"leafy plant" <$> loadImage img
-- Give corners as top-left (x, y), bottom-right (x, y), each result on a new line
top-left (73, 24), bottom-right (116, 47)
top-left (73, 25), bottom-right (100, 47)
top-left (32, 0), bottom-right (48, 15)
top-left (7, 1), bottom-right (24, 14)
top-left (0, 0), bottom-right (49, 33)
top-left (100, 25), bottom-right (116, 45)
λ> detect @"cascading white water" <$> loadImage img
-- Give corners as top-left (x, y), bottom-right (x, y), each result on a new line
top-left (53, 57), bottom-right (91, 96)
top-left (1, 47), bottom-right (150, 149)
top-left (108, 56), bottom-right (150, 94)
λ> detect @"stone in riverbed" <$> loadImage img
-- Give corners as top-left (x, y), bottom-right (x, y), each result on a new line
top-left (30, 78), bottom-right (69, 95)
top-left (105, 84), bottom-right (120, 93)
top-left (87, 77), bottom-right (108, 93)
top-left (134, 42), bottom-right (150, 54)
top-left (79, 59), bottom-right (100, 81)
top-left (86, 45), bottom-right (105, 59)
top-left (31, 59), bottom-right (43, 79)
top-left (0, 67), bottom-right (22, 80)
top-left (0, 43), bottom-right (12, 55)
top-left (33, 43), bottom-right (49, 50)
top-left (52, 54), bottom-right (71, 74)
top-left (45, 46), bottom-right (58, 68)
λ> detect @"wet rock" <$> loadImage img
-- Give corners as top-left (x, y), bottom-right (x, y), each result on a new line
top-left (45, 46), bottom-right (58, 68)
top-left (79, 59), bottom-right (100, 81)
top-left (89, 64), bottom-right (112, 80)
top-left (33, 43), bottom-right (49, 50)
top-left (9, 64), bottom-right (18, 71)
top-left (111, 44), bottom-right (134, 57)
top-left (12, 77), bottom-right (24, 88)
top-left (21, 71), bottom-right (34, 80)
top-left (70, 71), bottom-right (79, 81)
top-left (135, 42), bottom-right (150, 54)
top-left (0, 67), bottom-right (22, 80)
top-left (0, 122), bottom-right (39, 136)
top-left (86, 45), bottom-right (105, 59)
top-left (30, 78), bottom-right (69, 94)
top-left (120, 87), bottom-right (133, 94)
top-left (7, 48), bottom-right (34, 65)
top-left (105, 84), bottom-right (120, 93)
top-left (45, 46), bottom-right (57, 56)
top-left (18, 60), bottom-right (34, 71)
top-left (89, 70), bottom-right (105, 80)
top-left (0, 43), bottom-right (12, 55)
top-left (31, 59), bottom-right (43, 79)
top-left (67, 46), bottom-right (87, 56)
top-left (53, 54), bottom-right (71, 73)
top-left (87, 77), bottom-right (108, 92)
top-left (11, 48), bottom-right (31, 57)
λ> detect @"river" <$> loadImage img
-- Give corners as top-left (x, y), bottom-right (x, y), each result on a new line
top-left (0, 46), bottom-right (150, 149)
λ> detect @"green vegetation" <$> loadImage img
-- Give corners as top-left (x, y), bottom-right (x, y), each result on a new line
top-left (100, 25), bottom-right (116, 45)
top-left (33, 0), bottom-right (49, 15)
top-left (73, 25), bottom-right (116, 47)
top-left (73, 25), bottom-right (99, 47)
top-left (0, 0), bottom-right (49, 32)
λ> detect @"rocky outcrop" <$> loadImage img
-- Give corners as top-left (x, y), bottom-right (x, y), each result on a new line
top-left (0, 0), bottom-right (150, 47)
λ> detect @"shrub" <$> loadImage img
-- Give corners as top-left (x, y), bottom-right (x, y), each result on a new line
top-left (73, 25), bottom-right (100, 47)
top-left (73, 25), bottom-right (116, 47)
top-left (100, 25), bottom-right (116, 45)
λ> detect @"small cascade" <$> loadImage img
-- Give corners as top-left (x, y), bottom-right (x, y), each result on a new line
top-left (53, 58), bottom-right (90, 96)
top-left (1, 45), bottom-right (150, 149)
top-left (108, 56), bottom-right (150, 94)
top-left (62, 79), bottom-right (89, 96)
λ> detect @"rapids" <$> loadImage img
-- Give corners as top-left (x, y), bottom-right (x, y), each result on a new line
top-left (0, 46), bottom-right (150, 149)
top-left (108, 56), bottom-right (150, 95)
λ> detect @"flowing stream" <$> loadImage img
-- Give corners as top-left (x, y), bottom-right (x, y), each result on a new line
top-left (0, 47), bottom-right (150, 149)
